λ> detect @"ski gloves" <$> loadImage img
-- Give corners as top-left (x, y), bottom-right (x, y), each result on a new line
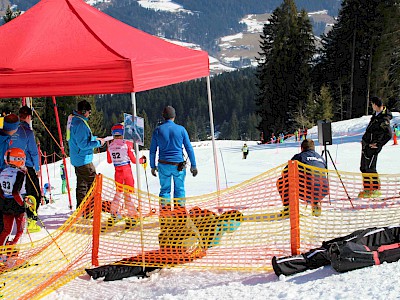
top-left (190, 167), bottom-right (198, 177)
top-left (151, 166), bottom-right (198, 177)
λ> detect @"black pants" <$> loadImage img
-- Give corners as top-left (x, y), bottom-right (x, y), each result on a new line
top-left (25, 166), bottom-right (41, 220)
top-left (74, 163), bottom-right (96, 208)
top-left (360, 147), bottom-right (380, 190)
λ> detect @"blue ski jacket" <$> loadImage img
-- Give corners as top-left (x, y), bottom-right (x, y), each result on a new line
top-left (150, 120), bottom-right (196, 169)
top-left (10, 121), bottom-right (40, 172)
top-left (68, 111), bottom-right (100, 167)
top-left (0, 132), bottom-right (12, 171)
top-left (291, 150), bottom-right (327, 169)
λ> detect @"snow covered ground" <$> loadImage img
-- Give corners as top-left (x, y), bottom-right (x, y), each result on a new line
top-left (22, 113), bottom-right (400, 299)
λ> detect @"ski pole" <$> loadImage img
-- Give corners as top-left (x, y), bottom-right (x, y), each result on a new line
top-left (142, 162), bottom-right (156, 214)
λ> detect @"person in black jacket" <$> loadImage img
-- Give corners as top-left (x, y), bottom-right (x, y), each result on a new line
top-left (358, 96), bottom-right (392, 198)
top-left (277, 139), bottom-right (328, 217)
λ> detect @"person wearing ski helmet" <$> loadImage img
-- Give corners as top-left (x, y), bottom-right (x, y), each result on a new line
top-left (0, 148), bottom-right (29, 246)
top-left (0, 113), bottom-right (20, 234)
top-left (103, 123), bottom-right (146, 231)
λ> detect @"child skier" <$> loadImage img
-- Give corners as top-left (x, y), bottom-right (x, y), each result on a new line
top-left (0, 148), bottom-right (28, 246)
top-left (103, 123), bottom-right (146, 231)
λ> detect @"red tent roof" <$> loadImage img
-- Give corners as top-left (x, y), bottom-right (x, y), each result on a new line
top-left (0, 0), bottom-right (209, 98)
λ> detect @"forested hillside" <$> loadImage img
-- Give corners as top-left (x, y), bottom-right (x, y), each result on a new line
top-left (96, 67), bottom-right (259, 148)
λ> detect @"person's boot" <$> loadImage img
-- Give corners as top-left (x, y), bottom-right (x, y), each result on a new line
top-left (101, 216), bottom-right (117, 233)
top-left (370, 190), bottom-right (382, 198)
top-left (124, 218), bottom-right (138, 230)
top-left (311, 203), bottom-right (321, 217)
top-left (27, 219), bottom-right (41, 233)
top-left (279, 206), bottom-right (289, 217)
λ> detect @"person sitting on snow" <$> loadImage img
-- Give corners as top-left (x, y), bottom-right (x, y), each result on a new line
top-left (102, 123), bottom-right (146, 232)
top-left (42, 183), bottom-right (51, 204)
top-left (276, 139), bottom-right (329, 217)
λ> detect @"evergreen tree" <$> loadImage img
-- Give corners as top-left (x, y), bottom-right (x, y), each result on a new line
top-left (229, 111), bottom-right (240, 140)
top-left (140, 110), bottom-right (153, 149)
top-left (84, 96), bottom-right (106, 138)
top-left (3, 5), bottom-right (21, 23)
top-left (294, 93), bottom-right (315, 130)
top-left (369, 1), bottom-right (400, 106)
top-left (316, 85), bottom-right (333, 122)
top-left (316, 0), bottom-right (399, 118)
top-left (219, 120), bottom-right (230, 140)
top-left (256, 0), bottom-right (315, 141)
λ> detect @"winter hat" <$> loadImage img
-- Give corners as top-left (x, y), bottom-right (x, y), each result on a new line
top-left (77, 100), bottom-right (92, 113)
top-left (111, 123), bottom-right (124, 136)
top-left (2, 113), bottom-right (20, 132)
top-left (19, 105), bottom-right (32, 117)
top-left (162, 106), bottom-right (176, 120)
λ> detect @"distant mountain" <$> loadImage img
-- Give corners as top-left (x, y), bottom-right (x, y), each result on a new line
top-left (7, 0), bottom-right (340, 72)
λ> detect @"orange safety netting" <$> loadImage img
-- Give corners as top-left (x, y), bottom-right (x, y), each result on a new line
top-left (0, 161), bottom-right (399, 299)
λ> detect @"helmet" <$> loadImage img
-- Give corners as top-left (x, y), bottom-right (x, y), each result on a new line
top-left (4, 148), bottom-right (26, 168)
top-left (111, 123), bottom-right (124, 136)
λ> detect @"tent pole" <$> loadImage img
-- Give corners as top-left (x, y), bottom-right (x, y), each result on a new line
top-left (52, 96), bottom-right (73, 210)
top-left (131, 92), bottom-right (142, 194)
top-left (131, 92), bottom-right (146, 269)
top-left (206, 76), bottom-right (221, 206)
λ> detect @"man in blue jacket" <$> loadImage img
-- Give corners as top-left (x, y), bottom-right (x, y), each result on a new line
top-left (10, 106), bottom-right (42, 232)
top-left (150, 106), bottom-right (198, 208)
top-left (68, 100), bottom-right (105, 209)
top-left (0, 114), bottom-right (20, 172)
top-left (0, 113), bottom-right (20, 233)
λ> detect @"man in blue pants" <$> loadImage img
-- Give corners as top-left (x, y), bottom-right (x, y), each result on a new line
top-left (150, 106), bottom-right (198, 208)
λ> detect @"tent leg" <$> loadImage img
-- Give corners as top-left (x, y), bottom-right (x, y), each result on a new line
top-left (206, 76), bottom-right (221, 208)
top-left (131, 92), bottom-right (146, 270)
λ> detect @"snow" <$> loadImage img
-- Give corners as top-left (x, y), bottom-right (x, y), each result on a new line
top-left (308, 10), bottom-right (329, 16)
top-left (240, 14), bottom-right (267, 33)
top-left (22, 112), bottom-right (400, 299)
top-left (220, 33), bottom-right (244, 43)
top-left (137, 0), bottom-right (191, 14)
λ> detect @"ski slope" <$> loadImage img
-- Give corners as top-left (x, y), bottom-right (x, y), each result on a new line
top-left (18, 113), bottom-right (400, 299)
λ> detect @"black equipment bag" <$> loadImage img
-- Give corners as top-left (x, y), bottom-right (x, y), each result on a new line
top-left (272, 247), bottom-right (330, 276)
top-left (329, 242), bottom-right (375, 273)
top-left (272, 225), bottom-right (400, 276)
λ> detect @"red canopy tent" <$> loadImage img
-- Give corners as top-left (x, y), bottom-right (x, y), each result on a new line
top-left (0, 0), bottom-right (210, 97)
top-left (0, 0), bottom-right (221, 209)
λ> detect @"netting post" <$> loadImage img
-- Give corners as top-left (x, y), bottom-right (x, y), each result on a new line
top-left (92, 174), bottom-right (103, 266)
top-left (288, 160), bottom-right (300, 255)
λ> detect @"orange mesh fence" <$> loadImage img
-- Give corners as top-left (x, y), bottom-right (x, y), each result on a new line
top-left (0, 162), bottom-right (399, 299)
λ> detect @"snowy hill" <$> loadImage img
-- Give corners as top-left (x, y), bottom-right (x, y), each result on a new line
top-left (13, 113), bottom-right (398, 299)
